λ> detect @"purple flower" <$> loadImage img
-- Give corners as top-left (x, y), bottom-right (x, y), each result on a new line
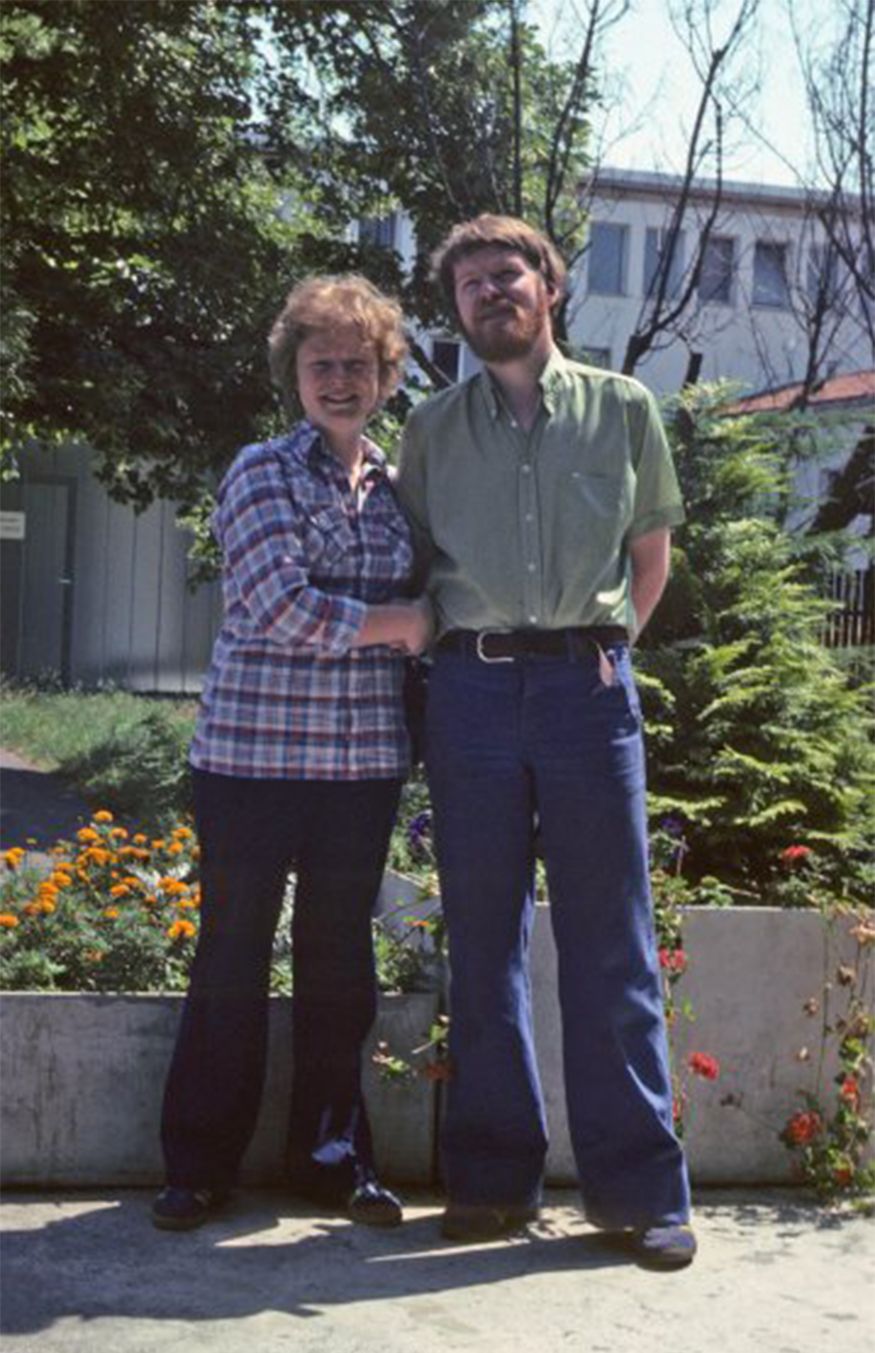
top-left (407, 811), bottom-right (432, 849)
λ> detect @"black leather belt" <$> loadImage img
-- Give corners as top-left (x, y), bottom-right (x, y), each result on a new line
top-left (436, 626), bottom-right (629, 662)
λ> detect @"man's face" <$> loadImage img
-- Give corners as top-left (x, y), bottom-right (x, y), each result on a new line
top-left (452, 245), bottom-right (556, 363)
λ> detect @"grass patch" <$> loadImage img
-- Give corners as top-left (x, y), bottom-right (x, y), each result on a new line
top-left (0, 683), bottom-right (197, 825)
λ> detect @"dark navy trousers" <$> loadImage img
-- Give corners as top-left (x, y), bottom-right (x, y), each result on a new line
top-left (161, 770), bottom-right (401, 1192)
top-left (425, 643), bottom-right (690, 1228)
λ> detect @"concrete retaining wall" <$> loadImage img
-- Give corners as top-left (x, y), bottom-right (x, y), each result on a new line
top-left (533, 905), bottom-right (865, 1184)
top-left (1, 906), bottom-right (867, 1188)
top-left (0, 991), bottom-right (438, 1188)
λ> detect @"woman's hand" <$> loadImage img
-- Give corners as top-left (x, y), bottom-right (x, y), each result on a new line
top-left (352, 597), bottom-right (434, 655)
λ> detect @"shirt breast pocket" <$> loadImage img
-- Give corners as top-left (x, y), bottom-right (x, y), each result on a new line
top-left (569, 470), bottom-right (628, 518)
top-left (301, 506), bottom-right (357, 569)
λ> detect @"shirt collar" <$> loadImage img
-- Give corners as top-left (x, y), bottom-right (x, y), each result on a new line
top-left (480, 344), bottom-right (568, 421)
top-left (283, 420), bottom-right (388, 482)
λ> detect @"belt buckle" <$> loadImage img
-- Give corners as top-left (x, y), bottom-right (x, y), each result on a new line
top-left (475, 629), bottom-right (515, 663)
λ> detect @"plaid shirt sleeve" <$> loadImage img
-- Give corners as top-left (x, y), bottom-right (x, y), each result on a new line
top-left (216, 444), bottom-right (366, 656)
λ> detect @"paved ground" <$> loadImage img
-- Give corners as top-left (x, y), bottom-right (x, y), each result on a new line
top-left (1, 1187), bottom-right (873, 1353)
top-left (0, 747), bottom-right (92, 856)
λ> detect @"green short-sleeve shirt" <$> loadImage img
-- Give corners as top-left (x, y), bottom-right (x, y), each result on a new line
top-left (396, 348), bottom-right (684, 636)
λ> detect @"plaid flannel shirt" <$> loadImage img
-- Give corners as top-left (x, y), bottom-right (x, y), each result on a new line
top-left (190, 421), bottom-right (414, 780)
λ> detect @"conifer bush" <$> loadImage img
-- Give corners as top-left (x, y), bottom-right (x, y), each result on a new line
top-left (637, 386), bottom-right (873, 903)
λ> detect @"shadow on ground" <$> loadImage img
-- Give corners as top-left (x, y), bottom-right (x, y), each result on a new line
top-left (0, 754), bottom-right (91, 853)
top-left (1, 1186), bottom-right (864, 1338)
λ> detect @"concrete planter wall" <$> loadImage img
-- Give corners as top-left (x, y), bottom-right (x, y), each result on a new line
top-left (1, 904), bottom-right (867, 1188)
top-left (0, 990), bottom-right (438, 1188)
top-left (532, 905), bottom-right (865, 1185)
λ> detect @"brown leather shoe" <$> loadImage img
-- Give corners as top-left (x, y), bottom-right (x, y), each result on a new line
top-left (441, 1203), bottom-right (539, 1242)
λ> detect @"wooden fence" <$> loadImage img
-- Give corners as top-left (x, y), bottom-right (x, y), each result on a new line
top-left (823, 566), bottom-right (875, 648)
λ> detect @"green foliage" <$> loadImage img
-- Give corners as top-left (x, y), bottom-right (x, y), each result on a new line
top-left (2, 0), bottom-right (598, 502)
top-left (639, 387), bottom-right (874, 896)
top-left (0, 0), bottom-right (329, 504)
top-left (0, 683), bottom-right (197, 826)
top-left (284, 0), bottom-right (594, 331)
top-left (779, 912), bottom-right (875, 1205)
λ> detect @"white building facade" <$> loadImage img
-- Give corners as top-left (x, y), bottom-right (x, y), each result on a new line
top-left (568, 167), bottom-right (873, 397)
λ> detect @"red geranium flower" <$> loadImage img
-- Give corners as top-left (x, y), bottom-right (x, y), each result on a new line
top-left (780, 845), bottom-right (812, 865)
top-left (839, 1076), bottom-right (861, 1111)
top-left (659, 947), bottom-right (688, 974)
top-left (688, 1051), bottom-right (720, 1080)
top-left (782, 1109), bottom-right (823, 1146)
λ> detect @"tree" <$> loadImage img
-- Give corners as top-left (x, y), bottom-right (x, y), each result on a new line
top-left (637, 386), bottom-right (873, 893)
top-left (0, 0), bottom-right (323, 506)
top-left (617, 0), bottom-right (760, 376)
top-left (280, 0), bottom-right (621, 344)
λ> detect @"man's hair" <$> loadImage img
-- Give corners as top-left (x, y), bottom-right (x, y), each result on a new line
top-left (268, 274), bottom-right (407, 406)
top-left (431, 215), bottom-right (567, 319)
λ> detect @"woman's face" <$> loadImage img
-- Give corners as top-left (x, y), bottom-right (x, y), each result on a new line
top-left (295, 327), bottom-right (381, 450)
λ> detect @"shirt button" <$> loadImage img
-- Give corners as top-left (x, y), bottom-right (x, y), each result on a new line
top-left (529, 614), bottom-right (538, 624)
top-left (528, 562), bottom-right (536, 572)
top-left (525, 513), bottom-right (534, 522)
top-left (521, 464), bottom-right (531, 474)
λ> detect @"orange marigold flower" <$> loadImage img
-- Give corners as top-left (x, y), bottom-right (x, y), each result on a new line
top-left (103, 906), bottom-right (120, 920)
top-left (172, 826), bottom-right (194, 841)
top-left (159, 878), bottom-right (189, 895)
top-left (93, 810), bottom-right (114, 823)
top-left (0, 913), bottom-right (21, 928)
top-left (176, 898), bottom-right (197, 909)
top-left (132, 834), bottom-right (149, 845)
top-left (37, 882), bottom-right (59, 899)
top-left (167, 918), bottom-right (196, 941)
top-left (166, 841), bottom-right (184, 856)
top-left (110, 827), bottom-right (129, 840)
top-left (2, 847), bottom-right (26, 869)
top-left (110, 884), bottom-right (131, 898)
top-left (50, 872), bottom-right (72, 888)
top-left (77, 827), bottom-right (101, 843)
top-left (151, 839), bottom-right (166, 850)
top-left (38, 898), bottom-right (56, 914)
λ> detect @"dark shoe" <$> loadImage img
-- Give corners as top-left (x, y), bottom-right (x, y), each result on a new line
top-left (347, 1179), bottom-right (403, 1228)
top-left (441, 1203), bottom-right (539, 1242)
top-left (151, 1186), bottom-right (228, 1232)
top-left (630, 1223), bottom-right (697, 1269)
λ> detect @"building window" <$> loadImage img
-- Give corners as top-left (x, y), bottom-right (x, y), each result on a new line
top-left (753, 241), bottom-right (790, 307)
top-left (699, 234), bottom-right (735, 304)
top-left (359, 213), bottom-right (397, 249)
top-left (579, 346), bottom-right (611, 369)
top-left (431, 337), bottom-right (461, 383)
top-left (644, 227), bottom-right (685, 300)
top-left (806, 243), bottom-right (841, 307)
top-left (587, 222), bottom-right (628, 295)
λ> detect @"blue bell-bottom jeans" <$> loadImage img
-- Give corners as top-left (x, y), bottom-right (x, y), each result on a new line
top-left (425, 642), bottom-right (690, 1228)
top-left (160, 770), bottom-right (401, 1193)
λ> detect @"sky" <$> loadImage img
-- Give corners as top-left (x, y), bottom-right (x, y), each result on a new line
top-left (532, 0), bottom-right (833, 188)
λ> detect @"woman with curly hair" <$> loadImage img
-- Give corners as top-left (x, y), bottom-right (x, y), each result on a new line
top-left (153, 276), bottom-right (431, 1232)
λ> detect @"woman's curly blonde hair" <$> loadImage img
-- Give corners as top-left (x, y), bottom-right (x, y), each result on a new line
top-left (268, 274), bottom-right (408, 408)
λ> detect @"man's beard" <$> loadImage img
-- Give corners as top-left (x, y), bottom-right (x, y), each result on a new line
top-left (460, 291), bottom-right (552, 363)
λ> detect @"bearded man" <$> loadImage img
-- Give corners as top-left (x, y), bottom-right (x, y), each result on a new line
top-left (397, 215), bottom-right (695, 1268)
